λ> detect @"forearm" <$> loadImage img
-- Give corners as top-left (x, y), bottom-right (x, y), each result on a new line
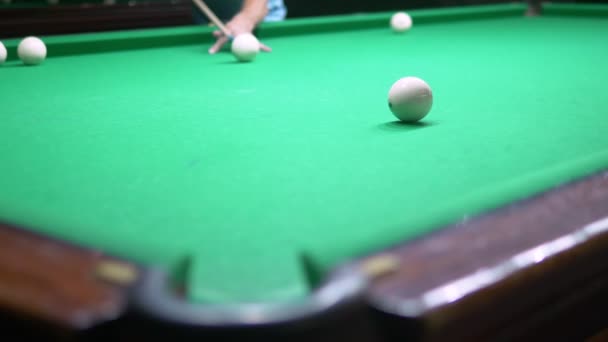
top-left (207, 0), bottom-right (272, 54)
top-left (239, 0), bottom-right (268, 24)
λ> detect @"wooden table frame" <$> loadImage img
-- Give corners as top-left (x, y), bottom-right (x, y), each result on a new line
top-left (1, 1), bottom-right (608, 340)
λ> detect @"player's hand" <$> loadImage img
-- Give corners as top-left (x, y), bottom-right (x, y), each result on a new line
top-left (208, 13), bottom-right (272, 54)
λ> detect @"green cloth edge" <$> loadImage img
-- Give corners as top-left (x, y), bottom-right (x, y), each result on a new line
top-left (2, 3), bottom-right (528, 61)
top-left (310, 149), bottom-right (608, 274)
top-left (543, 2), bottom-right (608, 16)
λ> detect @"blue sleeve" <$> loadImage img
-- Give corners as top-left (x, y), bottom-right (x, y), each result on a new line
top-left (265, 0), bottom-right (287, 22)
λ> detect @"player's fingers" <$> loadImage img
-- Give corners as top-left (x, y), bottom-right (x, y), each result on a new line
top-left (213, 30), bottom-right (223, 39)
top-left (209, 36), bottom-right (229, 54)
top-left (259, 42), bottom-right (272, 52)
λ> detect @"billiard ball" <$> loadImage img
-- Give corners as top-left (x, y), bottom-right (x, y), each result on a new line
top-left (388, 77), bottom-right (433, 122)
top-left (231, 33), bottom-right (260, 62)
top-left (18, 36), bottom-right (47, 65)
top-left (391, 12), bottom-right (412, 33)
top-left (0, 41), bottom-right (6, 64)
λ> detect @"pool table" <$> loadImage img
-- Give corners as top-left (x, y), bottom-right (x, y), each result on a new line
top-left (1, 2), bottom-right (608, 341)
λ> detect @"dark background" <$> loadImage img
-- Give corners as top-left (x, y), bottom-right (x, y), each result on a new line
top-left (1, 0), bottom-right (608, 38)
top-left (286, 0), bottom-right (605, 17)
top-left (288, 0), bottom-right (515, 17)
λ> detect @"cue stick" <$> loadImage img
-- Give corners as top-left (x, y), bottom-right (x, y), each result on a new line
top-left (191, 0), bottom-right (233, 39)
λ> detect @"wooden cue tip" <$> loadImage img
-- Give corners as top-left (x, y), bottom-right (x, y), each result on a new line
top-left (191, 0), bottom-right (232, 38)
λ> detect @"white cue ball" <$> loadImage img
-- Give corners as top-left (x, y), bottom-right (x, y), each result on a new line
top-left (388, 77), bottom-right (433, 122)
top-left (18, 36), bottom-right (47, 65)
top-left (231, 33), bottom-right (260, 62)
top-left (391, 12), bottom-right (412, 33)
top-left (0, 41), bottom-right (6, 64)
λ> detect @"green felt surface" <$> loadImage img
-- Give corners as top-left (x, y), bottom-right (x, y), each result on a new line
top-left (1, 4), bottom-right (608, 304)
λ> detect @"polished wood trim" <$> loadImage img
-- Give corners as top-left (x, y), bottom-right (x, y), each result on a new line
top-left (0, 223), bottom-right (137, 337)
top-left (368, 170), bottom-right (608, 341)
